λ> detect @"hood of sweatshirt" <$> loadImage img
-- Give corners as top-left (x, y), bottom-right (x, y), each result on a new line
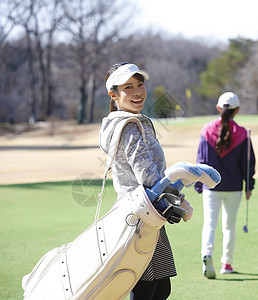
top-left (99, 111), bottom-right (145, 154)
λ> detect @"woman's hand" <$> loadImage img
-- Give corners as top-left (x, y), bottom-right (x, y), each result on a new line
top-left (180, 199), bottom-right (193, 222)
top-left (246, 190), bottom-right (252, 200)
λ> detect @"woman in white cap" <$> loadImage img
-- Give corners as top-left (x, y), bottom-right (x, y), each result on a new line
top-left (99, 62), bottom-right (192, 299)
top-left (195, 92), bottom-right (256, 279)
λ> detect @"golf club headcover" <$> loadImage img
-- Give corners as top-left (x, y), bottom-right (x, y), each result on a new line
top-left (164, 161), bottom-right (221, 189)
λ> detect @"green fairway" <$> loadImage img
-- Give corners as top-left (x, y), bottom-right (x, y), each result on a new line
top-left (1, 180), bottom-right (257, 300)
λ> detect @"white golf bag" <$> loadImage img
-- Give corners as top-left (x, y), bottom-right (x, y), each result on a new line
top-left (22, 117), bottom-right (221, 300)
top-left (22, 185), bottom-right (166, 300)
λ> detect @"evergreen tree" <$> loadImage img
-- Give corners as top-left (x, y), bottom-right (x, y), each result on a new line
top-left (195, 38), bottom-right (254, 98)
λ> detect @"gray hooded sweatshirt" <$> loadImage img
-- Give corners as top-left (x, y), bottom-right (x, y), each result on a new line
top-left (99, 110), bottom-right (176, 280)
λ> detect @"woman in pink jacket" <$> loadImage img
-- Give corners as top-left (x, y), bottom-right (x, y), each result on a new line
top-left (195, 92), bottom-right (256, 279)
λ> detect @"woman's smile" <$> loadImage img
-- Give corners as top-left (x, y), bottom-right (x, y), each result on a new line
top-left (113, 76), bottom-right (147, 114)
top-left (131, 98), bottom-right (144, 103)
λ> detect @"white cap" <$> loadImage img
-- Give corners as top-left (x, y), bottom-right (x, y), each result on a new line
top-left (217, 92), bottom-right (240, 109)
top-left (106, 63), bottom-right (149, 91)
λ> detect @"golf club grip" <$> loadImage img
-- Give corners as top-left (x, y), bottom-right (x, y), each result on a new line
top-left (145, 178), bottom-right (183, 201)
top-left (247, 129), bottom-right (251, 191)
top-left (243, 129), bottom-right (251, 232)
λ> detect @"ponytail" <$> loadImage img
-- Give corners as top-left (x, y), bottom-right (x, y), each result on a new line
top-left (215, 105), bottom-right (236, 154)
top-left (105, 62), bottom-right (128, 112)
top-left (110, 98), bottom-right (118, 112)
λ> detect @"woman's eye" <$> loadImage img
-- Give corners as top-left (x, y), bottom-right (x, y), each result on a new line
top-left (125, 86), bottom-right (132, 89)
top-left (139, 82), bottom-right (144, 87)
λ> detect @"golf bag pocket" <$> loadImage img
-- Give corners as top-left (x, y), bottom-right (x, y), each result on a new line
top-left (91, 269), bottom-right (137, 300)
top-left (22, 243), bottom-right (70, 298)
top-left (135, 222), bottom-right (158, 254)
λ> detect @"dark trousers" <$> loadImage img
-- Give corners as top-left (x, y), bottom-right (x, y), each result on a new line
top-left (130, 278), bottom-right (171, 300)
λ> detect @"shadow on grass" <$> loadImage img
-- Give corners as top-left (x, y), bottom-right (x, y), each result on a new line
top-left (216, 271), bottom-right (258, 281)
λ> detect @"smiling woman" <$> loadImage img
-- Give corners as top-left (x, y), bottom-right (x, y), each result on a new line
top-left (105, 63), bottom-right (149, 113)
top-left (98, 62), bottom-right (194, 299)
top-left (109, 74), bottom-right (147, 114)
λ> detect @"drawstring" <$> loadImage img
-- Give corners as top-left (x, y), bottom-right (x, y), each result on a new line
top-left (95, 167), bottom-right (110, 221)
top-left (94, 118), bottom-right (145, 221)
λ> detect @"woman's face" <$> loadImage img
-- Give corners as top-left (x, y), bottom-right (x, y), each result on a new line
top-left (110, 75), bottom-right (147, 114)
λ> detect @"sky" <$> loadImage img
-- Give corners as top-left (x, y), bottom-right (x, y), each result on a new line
top-left (136, 0), bottom-right (258, 43)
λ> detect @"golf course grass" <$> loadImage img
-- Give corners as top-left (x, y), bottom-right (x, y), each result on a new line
top-left (1, 180), bottom-right (257, 299)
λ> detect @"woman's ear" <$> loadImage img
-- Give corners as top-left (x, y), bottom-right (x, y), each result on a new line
top-left (216, 104), bottom-right (221, 113)
top-left (232, 107), bottom-right (240, 117)
top-left (108, 91), bottom-right (118, 101)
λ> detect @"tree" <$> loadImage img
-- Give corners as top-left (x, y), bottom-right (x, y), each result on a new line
top-left (8, 0), bottom-right (39, 123)
top-left (8, 0), bottom-right (63, 122)
top-left (0, 1), bottom-right (16, 48)
top-left (123, 33), bottom-right (220, 116)
top-left (194, 38), bottom-right (254, 98)
top-left (32, 0), bottom-right (63, 119)
top-left (232, 41), bottom-right (258, 114)
top-left (1, 7), bottom-right (228, 122)
top-left (0, 40), bottom-right (28, 122)
top-left (61, 0), bottom-right (134, 124)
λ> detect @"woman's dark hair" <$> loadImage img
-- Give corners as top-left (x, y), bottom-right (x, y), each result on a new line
top-left (105, 62), bottom-right (145, 112)
top-left (215, 105), bottom-right (237, 154)
top-left (105, 62), bottom-right (128, 112)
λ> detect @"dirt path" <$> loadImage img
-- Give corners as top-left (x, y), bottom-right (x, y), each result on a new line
top-left (1, 119), bottom-right (257, 184)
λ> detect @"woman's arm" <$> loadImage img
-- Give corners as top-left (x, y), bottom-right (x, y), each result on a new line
top-left (120, 122), bottom-right (163, 188)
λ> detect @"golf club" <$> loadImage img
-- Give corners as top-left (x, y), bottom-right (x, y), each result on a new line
top-left (243, 129), bottom-right (251, 233)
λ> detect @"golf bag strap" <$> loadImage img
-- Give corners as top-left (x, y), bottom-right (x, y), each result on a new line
top-left (95, 117), bottom-right (146, 221)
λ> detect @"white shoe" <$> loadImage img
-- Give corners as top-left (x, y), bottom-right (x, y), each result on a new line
top-left (203, 255), bottom-right (216, 279)
top-left (220, 263), bottom-right (234, 274)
